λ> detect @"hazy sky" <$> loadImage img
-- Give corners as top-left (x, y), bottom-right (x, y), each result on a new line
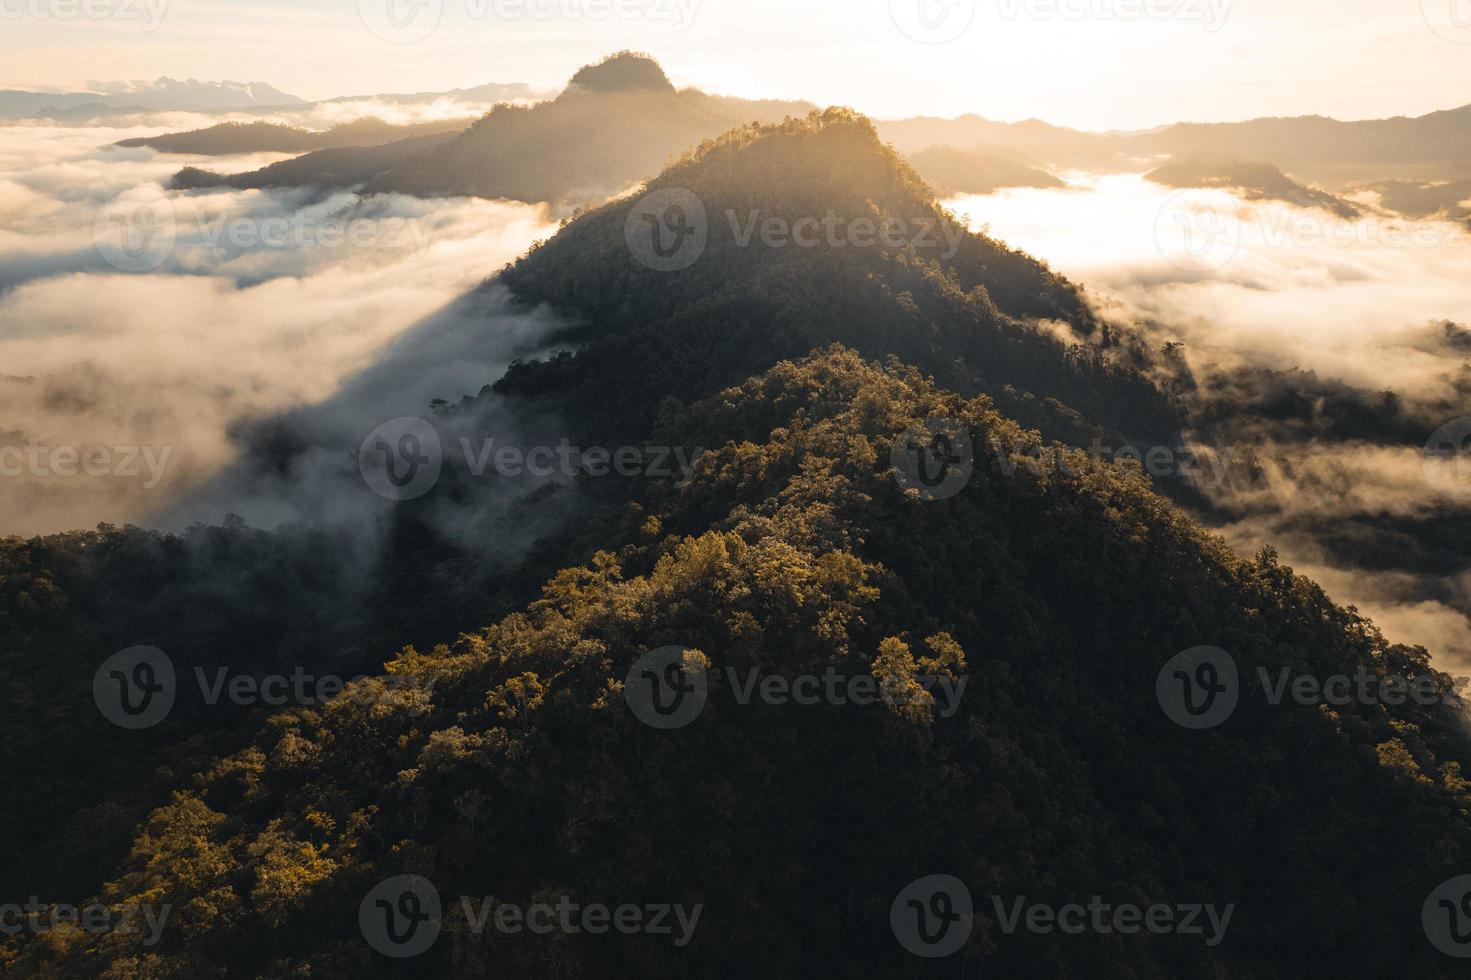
top-left (1, 0), bottom-right (1468, 130)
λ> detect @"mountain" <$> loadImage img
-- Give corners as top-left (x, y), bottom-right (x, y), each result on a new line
top-left (323, 81), bottom-right (537, 106)
top-left (1146, 158), bottom-right (1360, 218)
top-left (1, 78), bottom-right (531, 123)
top-left (494, 108), bottom-right (1175, 449)
top-left (1357, 176), bottom-right (1471, 225)
top-left (0, 77), bottom-right (305, 117)
top-left (170, 132), bottom-right (462, 192)
top-left (564, 49), bottom-right (677, 94)
top-left (906, 144), bottom-right (1067, 195)
top-left (878, 104), bottom-right (1471, 187)
top-left (118, 117), bottom-right (476, 155)
top-left (879, 113), bottom-right (1112, 165)
top-left (172, 52), bottom-right (815, 205)
top-left (1132, 105), bottom-right (1471, 184)
top-left (6, 107), bottom-right (1471, 979)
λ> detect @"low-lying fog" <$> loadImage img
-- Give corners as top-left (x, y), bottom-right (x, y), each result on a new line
top-left (0, 118), bottom-right (560, 537)
top-left (950, 176), bottom-right (1471, 672)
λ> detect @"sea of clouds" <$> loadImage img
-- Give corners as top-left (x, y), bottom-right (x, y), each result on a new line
top-left (0, 117), bottom-right (561, 537)
top-left (950, 175), bottom-right (1471, 671)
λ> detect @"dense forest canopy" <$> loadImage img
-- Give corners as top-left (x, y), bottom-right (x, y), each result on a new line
top-left (3, 99), bottom-right (1470, 978)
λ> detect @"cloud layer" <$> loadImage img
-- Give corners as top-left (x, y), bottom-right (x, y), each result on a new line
top-left (951, 176), bottom-right (1471, 671)
top-left (0, 118), bottom-right (560, 536)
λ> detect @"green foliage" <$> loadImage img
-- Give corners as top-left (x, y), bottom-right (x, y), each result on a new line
top-left (8, 348), bottom-right (1469, 977)
top-left (497, 109), bottom-right (1179, 449)
top-left (5, 105), bottom-right (1469, 979)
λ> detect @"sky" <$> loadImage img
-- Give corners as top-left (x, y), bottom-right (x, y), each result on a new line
top-left (1, 0), bottom-right (1468, 131)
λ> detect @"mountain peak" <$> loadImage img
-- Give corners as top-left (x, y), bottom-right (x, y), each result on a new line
top-left (563, 51), bottom-right (675, 95)
top-left (495, 106), bottom-right (1169, 449)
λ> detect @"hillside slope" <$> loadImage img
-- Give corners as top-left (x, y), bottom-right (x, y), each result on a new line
top-left (496, 108), bottom-right (1177, 448)
top-left (120, 117), bottom-right (474, 155)
top-left (171, 53), bottom-right (815, 205)
top-left (170, 132), bottom-right (462, 191)
top-left (4, 107), bottom-right (1470, 979)
top-left (907, 144), bottom-right (1067, 194)
top-left (878, 104), bottom-right (1471, 185)
top-left (1146, 158), bottom-right (1361, 217)
top-left (8, 346), bottom-right (1469, 977)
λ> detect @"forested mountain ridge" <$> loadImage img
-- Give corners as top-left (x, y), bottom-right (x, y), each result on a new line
top-left (906, 144), bottom-right (1067, 194)
top-left (169, 53), bottom-right (815, 205)
top-left (119, 117), bottom-right (476, 155)
top-left (496, 107), bottom-right (1179, 450)
top-left (3, 103), bottom-right (1471, 978)
top-left (1145, 158), bottom-right (1360, 218)
top-left (877, 103), bottom-right (1471, 185)
top-left (6, 345), bottom-right (1469, 977)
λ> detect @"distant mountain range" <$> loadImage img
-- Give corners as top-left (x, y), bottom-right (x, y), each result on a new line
top-left (170, 52), bottom-right (815, 206)
top-left (119, 117), bottom-right (477, 155)
top-left (129, 55), bottom-right (1467, 227)
top-left (11, 103), bottom-right (1471, 980)
top-left (1145, 158), bottom-right (1361, 218)
top-left (877, 105), bottom-right (1471, 187)
top-left (322, 81), bottom-right (536, 106)
top-left (905, 145), bottom-right (1066, 195)
top-left (0, 78), bottom-right (536, 121)
top-left (0, 78), bottom-right (305, 117)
